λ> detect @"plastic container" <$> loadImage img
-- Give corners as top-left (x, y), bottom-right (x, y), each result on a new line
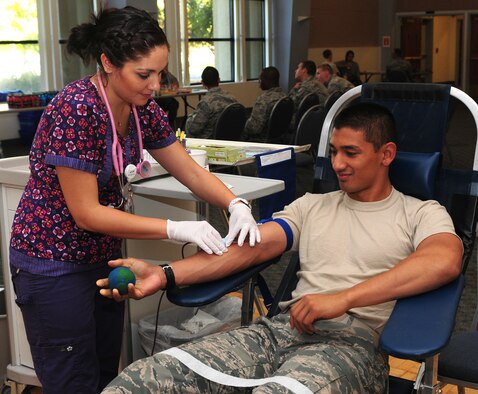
top-left (18, 110), bottom-right (43, 145)
top-left (0, 89), bottom-right (22, 102)
top-left (139, 296), bottom-right (242, 354)
top-left (189, 149), bottom-right (209, 170)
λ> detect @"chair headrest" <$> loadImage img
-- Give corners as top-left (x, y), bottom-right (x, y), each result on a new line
top-left (390, 151), bottom-right (440, 200)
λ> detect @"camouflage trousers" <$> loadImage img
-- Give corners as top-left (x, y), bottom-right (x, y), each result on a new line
top-left (103, 313), bottom-right (389, 393)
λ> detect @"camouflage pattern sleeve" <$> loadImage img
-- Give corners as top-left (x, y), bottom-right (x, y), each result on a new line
top-left (328, 76), bottom-right (354, 95)
top-left (243, 88), bottom-right (286, 142)
top-left (243, 99), bottom-right (268, 142)
top-left (185, 99), bottom-right (214, 139)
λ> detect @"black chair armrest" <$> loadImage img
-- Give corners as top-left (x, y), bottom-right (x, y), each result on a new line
top-left (379, 275), bottom-right (465, 360)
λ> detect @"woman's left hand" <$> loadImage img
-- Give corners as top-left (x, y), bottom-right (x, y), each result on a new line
top-left (225, 203), bottom-right (260, 247)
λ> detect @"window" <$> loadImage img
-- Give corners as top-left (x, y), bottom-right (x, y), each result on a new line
top-left (10, 0), bottom-right (269, 92)
top-left (0, 0), bottom-right (41, 93)
top-left (245, 0), bottom-right (266, 80)
top-left (156, 0), bottom-right (166, 29)
top-left (186, 0), bottom-right (235, 84)
top-left (58, 1), bottom-right (97, 86)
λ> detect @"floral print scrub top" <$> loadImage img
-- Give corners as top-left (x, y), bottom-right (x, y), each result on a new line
top-left (10, 77), bottom-right (176, 276)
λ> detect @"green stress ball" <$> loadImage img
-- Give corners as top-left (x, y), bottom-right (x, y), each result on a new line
top-left (108, 267), bottom-right (136, 295)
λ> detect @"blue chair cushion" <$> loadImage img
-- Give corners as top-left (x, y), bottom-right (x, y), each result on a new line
top-left (390, 151), bottom-right (440, 201)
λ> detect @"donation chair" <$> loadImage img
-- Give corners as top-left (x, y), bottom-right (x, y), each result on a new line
top-left (315, 83), bottom-right (478, 393)
top-left (214, 102), bottom-right (246, 141)
top-left (168, 83), bottom-right (478, 394)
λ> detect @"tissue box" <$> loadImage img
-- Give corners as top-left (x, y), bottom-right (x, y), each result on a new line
top-left (190, 145), bottom-right (246, 163)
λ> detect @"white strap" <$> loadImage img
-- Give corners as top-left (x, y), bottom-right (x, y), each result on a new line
top-left (162, 347), bottom-right (313, 394)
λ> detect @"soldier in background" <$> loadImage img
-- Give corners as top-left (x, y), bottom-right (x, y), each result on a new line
top-left (242, 66), bottom-right (286, 142)
top-left (386, 48), bottom-right (413, 82)
top-left (185, 66), bottom-right (237, 139)
top-left (336, 50), bottom-right (362, 86)
top-left (316, 63), bottom-right (354, 95)
top-left (288, 60), bottom-right (329, 127)
top-left (289, 60), bottom-right (328, 108)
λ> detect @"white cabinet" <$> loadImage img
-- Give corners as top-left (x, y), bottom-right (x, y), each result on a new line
top-left (0, 156), bottom-right (39, 386)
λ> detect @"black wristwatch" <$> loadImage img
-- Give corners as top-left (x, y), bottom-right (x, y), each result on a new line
top-left (160, 264), bottom-right (176, 290)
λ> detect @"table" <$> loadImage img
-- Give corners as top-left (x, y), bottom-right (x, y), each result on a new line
top-left (186, 138), bottom-right (311, 167)
top-left (154, 89), bottom-right (208, 129)
top-left (360, 71), bottom-right (384, 83)
top-left (132, 172), bottom-right (284, 202)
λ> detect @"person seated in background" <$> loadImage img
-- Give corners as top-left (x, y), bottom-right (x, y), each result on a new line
top-left (316, 63), bottom-right (354, 95)
top-left (288, 60), bottom-right (328, 127)
top-left (185, 66), bottom-right (237, 139)
top-left (154, 68), bottom-right (180, 129)
top-left (99, 102), bottom-right (462, 394)
top-left (242, 66), bottom-right (286, 142)
top-left (322, 48), bottom-right (340, 75)
top-left (336, 50), bottom-right (362, 86)
top-left (386, 48), bottom-right (413, 82)
top-left (289, 60), bottom-right (329, 108)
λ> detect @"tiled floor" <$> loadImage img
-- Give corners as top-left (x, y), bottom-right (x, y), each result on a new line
top-left (389, 356), bottom-right (478, 393)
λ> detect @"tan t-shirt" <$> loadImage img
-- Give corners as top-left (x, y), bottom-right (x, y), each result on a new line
top-left (274, 188), bottom-right (459, 332)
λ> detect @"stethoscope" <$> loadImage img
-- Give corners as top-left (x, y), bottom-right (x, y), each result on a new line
top-left (97, 73), bottom-right (152, 209)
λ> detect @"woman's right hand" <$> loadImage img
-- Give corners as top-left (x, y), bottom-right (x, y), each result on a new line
top-left (166, 219), bottom-right (227, 255)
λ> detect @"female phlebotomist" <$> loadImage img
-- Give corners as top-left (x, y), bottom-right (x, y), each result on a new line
top-left (8, 6), bottom-right (259, 393)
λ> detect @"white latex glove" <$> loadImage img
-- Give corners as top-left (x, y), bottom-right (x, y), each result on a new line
top-left (166, 220), bottom-right (227, 255)
top-left (225, 203), bottom-right (261, 247)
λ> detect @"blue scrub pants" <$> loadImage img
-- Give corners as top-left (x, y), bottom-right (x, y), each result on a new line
top-left (11, 264), bottom-right (125, 394)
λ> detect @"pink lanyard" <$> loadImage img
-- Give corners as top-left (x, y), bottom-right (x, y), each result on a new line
top-left (97, 73), bottom-right (147, 179)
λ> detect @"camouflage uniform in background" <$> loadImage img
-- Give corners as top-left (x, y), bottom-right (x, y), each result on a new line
top-left (288, 76), bottom-right (329, 128)
top-left (386, 58), bottom-right (413, 82)
top-left (243, 87), bottom-right (286, 143)
top-left (102, 313), bottom-right (388, 393)
top-left (288, 76), bottom-right (329, 109)
top-left (185, 87), bottom-right (237, 139)
top-left (326, 75), bottom-right (355, 95)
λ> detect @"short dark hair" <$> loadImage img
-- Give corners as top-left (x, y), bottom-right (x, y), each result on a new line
top-left (260, 66), bottom-right (280, 90)
top-left (333, 103), bottom-right (397, 150)
top-left (300, 60), bottom-right (317, 77)
top-left (67, 6), bottom-right (169, 69)
top-left (201, 66), bottom-right (220, 87)
top-left (323, 49), bottom-right (332, 59)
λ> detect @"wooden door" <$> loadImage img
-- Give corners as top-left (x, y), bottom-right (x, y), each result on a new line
top-left (401, 17), bottom-right (422, 74)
